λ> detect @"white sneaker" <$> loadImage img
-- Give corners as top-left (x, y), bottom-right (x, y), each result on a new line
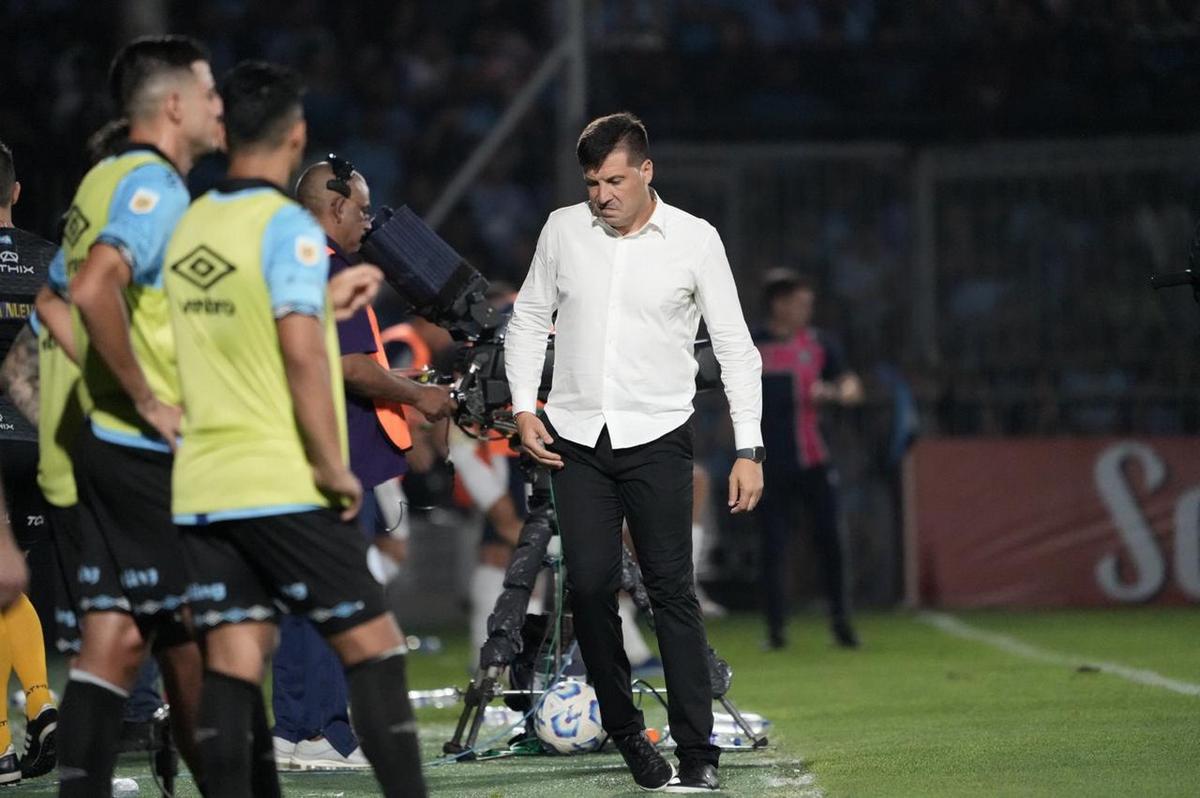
top-left (0, 745), bottom-right (20, 786)
top-left (695, 585), bottom-right (727, 618)
top-left (272, 737), bottom-right (297, 770)
top-left (289, 738), bottom-right (370, 770)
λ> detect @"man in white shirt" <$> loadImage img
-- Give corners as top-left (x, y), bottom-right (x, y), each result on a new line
top-left (505, 112), bottom-right (764, 794)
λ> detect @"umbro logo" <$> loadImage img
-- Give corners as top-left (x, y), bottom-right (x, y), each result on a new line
top-left (170, 245), bottom-right (236, 291)
top-left (61, 205), bottom-right (90, 248)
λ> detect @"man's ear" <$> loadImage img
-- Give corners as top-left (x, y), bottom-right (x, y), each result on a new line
top-left (289, 118), bottom-right (307, 154)
top-left (10, 181), bottom-right (20, 208)
top-left (164, 89), bottom-right (185, 124)
top-left (641, 158), bottom-right (654, 187)
top-left (331, 194), bottom-right (346, 224)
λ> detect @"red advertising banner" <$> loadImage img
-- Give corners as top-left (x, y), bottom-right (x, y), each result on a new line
top-left (908, 438), bottom-right (1200, 607)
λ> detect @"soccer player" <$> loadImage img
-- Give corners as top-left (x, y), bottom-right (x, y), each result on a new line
top-left (163, 60), bottom-right (425, 797)
top-left (0, 140), bottom-right (59, 786)
top-left (46, 36), bottom-right (223, 796)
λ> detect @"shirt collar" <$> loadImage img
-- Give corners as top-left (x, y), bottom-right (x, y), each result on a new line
top-left (325, 234), bottom-right (362, 266)
top-left (592, 189), bottom-right (668, 239)
top-left (116, 141), bottom-right (185, 180)
top-left (214, 177), bottom-right (288, 196)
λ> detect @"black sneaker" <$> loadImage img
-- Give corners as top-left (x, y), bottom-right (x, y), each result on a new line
top-left (0, 744), bottom-right (19, 787)
top-left (615, 732), bottom-right (675, 791)
top-left (831, 618), bottom-right (860, 649)
top-left (19, 705), bottom-right (57, 778)
top-left (666, 760), bottom-right (720, 793)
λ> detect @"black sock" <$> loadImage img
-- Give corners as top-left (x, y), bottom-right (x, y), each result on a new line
top-left (197, 671), bottom-right (274, 798)
top-left (250, 681), bottom-right (281, 798)
top-left (57, 672), bottom-right (128, 797)
top-left (347, 652), bottom-right (427, 798)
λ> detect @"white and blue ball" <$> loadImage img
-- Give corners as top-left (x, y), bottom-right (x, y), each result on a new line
top-left (534, 680), bottom-right (605, 754)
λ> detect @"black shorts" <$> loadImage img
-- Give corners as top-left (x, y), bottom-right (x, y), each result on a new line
top-left (72, 424), bottom-right (192, 644)
top-left (46, 503), bottom-right (83, 654)
top-left (1, 440), bottom-right (46, 548)
top-left (181, 509), bottom-right (388, 637)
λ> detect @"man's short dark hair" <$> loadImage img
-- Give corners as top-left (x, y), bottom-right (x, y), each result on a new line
top-left (220, 61), bottom-right (305, 153)
top-left (576, 112), bottom-right (649, 171)
top-left (86, 119), bottom-right (132, 165)
top-left (109, 35), bottom-right (210, 119)
top-left (763, 268), bottom-right (815, 308)
top-left (0, 141), bottom-right (14, 208)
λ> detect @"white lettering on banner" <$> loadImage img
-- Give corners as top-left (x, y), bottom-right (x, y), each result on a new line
top-left (1172, 487), bottom-right (1200, 600)
top-left (1094, 442), bottom-right (1166, 602)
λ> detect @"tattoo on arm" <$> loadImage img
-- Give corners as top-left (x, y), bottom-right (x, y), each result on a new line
top-left (0, 324), bottom-right (40, 424)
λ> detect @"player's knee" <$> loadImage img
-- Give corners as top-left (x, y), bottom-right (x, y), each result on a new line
top-left (328, 612), bottom-right (405, 667)
top-left (78, 612), bottom-right (146, 685)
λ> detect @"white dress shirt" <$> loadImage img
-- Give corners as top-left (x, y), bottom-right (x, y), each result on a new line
top-left (505, 193), bottom-right (763, 450)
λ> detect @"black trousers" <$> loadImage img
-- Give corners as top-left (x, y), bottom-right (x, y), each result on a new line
top-left (759, 463), bottom-right (850, 637)
top-left (548, 419), bottom-right (719, 766)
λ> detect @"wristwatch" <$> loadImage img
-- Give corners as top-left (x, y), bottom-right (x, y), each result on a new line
top-left (735, 446), bottom-right (766, 464)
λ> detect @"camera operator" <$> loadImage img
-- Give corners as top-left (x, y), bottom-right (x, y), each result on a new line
top-left (261, 158), bottom-right (453, 771)
top-left (505, 112), bottom-right (763, 794)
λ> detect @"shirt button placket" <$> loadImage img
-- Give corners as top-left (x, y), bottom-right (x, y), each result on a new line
top-left (603, 239), bottom-right (626, 425)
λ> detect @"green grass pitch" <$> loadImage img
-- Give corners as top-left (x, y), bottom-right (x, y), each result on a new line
top-left (7, 609), bottom-right (1199, 796)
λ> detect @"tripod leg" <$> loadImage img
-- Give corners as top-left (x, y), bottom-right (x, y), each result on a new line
top-left (153, 706), bottom-right (178, 796)
top-left (718, 696), bottom-right (768, 749)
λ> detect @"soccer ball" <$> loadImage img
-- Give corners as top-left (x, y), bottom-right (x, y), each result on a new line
top-left (534, 680), bottom-right (605, 754)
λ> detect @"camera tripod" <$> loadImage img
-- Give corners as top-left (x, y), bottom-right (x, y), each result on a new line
top-left (442, 446), bottom-right (767, 758)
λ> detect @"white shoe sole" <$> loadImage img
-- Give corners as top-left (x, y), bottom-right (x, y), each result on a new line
top-left (637, 762), bottom-right (677, 791)
top-left (290, 758), bottom-right (370, 771)
top-left (664, 786), bottom-right (720, 794)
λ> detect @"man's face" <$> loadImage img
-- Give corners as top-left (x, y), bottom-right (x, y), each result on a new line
top-left (583, 148), bottom-right (653, 233)
top-left (336, 174), bottom-right (372, 253)
top-left (178, 60), bottom-right (224, 157)
top-left (773, 287), bottom-right (815, 329)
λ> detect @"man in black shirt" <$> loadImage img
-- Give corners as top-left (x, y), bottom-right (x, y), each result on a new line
top-left (0, 139), bottom-right (61, 786)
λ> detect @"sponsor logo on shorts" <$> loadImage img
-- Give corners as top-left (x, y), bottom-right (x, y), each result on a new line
top-left (280, 582), bottom-right (308, 601)
top-left (121, 567), bottom-right (160, 589)
top-left (188, 581), bottom-right (228, 603)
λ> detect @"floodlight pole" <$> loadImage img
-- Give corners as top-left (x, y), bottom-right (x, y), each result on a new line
top-left (426, 0), bottom-right (588, 229)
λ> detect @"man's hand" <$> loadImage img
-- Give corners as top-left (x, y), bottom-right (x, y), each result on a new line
top-left (728, 459), bottom-right (763, 514)
top-left (313, 464), bottom-right (363, 521)
top-left (412, 383), bottom-right (456, 422)
top-left (136, 396), bottom-right (183, 450)
top-left (515, 412), bottom-right (563, 469)
top-left (329, 265), bottom-right (383, 321)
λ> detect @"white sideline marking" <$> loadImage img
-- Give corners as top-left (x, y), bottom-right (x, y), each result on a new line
top-left (919, 612), bottom-right (1200, 697)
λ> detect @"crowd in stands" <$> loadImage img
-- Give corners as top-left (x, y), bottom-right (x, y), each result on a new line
top-left (5, 0), bottom-right (1200, 442)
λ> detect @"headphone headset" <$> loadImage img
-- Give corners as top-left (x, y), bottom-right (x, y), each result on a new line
top-left (326, 152), bottom-right (355, 198)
